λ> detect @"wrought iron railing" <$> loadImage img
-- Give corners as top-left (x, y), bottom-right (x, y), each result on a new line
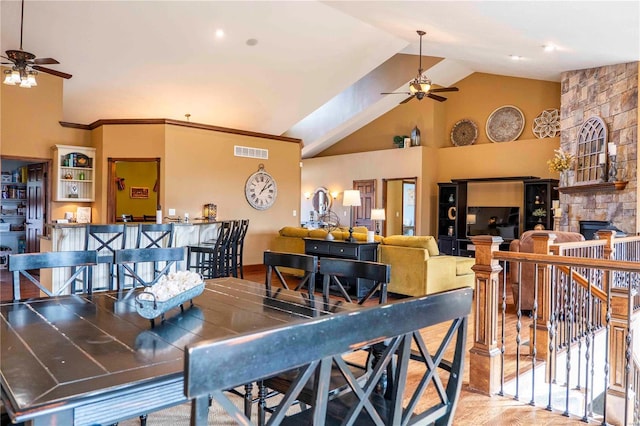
top-left (470, 231), bottom-right (640, 425)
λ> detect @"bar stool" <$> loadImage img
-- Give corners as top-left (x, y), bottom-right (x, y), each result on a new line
top-left (187, 221), bottom-right (232, 279)
top-left (231, 219), bottom-right (249, 278)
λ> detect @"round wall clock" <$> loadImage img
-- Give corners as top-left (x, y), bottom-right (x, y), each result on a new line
top-left (486, 105), bottom-right (525, 143)
top-left (451, 119), bottom-right (478, 146)
top-left (245, 164), bottom-right (277, 210)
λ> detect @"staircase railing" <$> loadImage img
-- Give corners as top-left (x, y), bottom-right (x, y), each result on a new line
top-left (470, 231), bottom-right (640, 425)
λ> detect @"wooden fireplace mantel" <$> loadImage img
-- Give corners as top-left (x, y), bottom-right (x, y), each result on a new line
top-left (557, 181), bottom-right (628, 194)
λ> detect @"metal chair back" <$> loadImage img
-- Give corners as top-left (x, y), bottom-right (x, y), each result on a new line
top-left (264, 251), bottom-right (318, 298)
top-left (319, 257), bottom-right (391, 305)
top-left (115, 247), bottom-right (186, 290)
top-left (8, 250), bottom-right (99, 300)
top-left (136, 223), bottom-right (175, 248)
top-left (84, 224), bottom-right (127, 290)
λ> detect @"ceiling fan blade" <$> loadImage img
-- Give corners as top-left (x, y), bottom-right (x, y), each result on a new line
top-left (381, 91), bottom-right (411, 95)
top-left (32, 65), bottom-right (72, 79)
top-left (400, 95), bottom-right (415, 104)
top-left (430, 87), bottom-right (459, 93)
top-left (34, 57), bottom-right (60, 65)
top-left (427, 93), bottom-right (447, 102)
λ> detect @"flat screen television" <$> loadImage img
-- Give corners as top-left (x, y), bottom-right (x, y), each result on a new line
top-left (466, 206), bottom-right (520, 240)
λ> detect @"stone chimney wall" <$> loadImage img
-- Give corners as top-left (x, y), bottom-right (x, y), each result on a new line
top-left (559, 62), bottom-right (638, 234)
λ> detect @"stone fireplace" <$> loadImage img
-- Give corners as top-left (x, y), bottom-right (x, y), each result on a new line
top-left (559, 61), bottom-right (638, 235)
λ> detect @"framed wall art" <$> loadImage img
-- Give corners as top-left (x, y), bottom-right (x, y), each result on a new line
top-left (130, 187), bottom-right (149, 199)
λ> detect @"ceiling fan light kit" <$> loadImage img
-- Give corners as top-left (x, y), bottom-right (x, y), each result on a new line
top-left (2, 0), bottom-right (71, 88)
top-left (380, 30), bottom-right (458, 104)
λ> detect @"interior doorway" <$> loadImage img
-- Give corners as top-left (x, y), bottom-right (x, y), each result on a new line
top-left (383, 177), bottom-right (417, 236)
top-left (352, 179), bottom-right (376, 231)
top-left (107, 158), bottom-right (160, 223)
top-left (1, 156), bottom-right (50, 254)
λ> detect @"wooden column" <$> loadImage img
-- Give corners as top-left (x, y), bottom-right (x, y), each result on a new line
top-left (597, 230), bottom-right (633, 423)
top-left (530, 233), bottom-right (555, 360)
top-left (469, 235), bottom-right (503, 395)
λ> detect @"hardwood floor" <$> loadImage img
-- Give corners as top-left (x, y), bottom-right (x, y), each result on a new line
top-left (0, 267), bottom-right (596, 425)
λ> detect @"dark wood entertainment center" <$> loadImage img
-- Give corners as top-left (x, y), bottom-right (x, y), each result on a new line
top-left (437, 176), bottom-right (558, 257)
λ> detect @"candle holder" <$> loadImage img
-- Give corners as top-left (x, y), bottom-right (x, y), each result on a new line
top-left (203, 203), bottom-right (217, 221)
top-left (608, 155), bottom-right (617, 182)
top-left (599, 162), bottom-right (607, 182)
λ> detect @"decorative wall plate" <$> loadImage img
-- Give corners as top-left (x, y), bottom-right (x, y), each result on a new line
top-left (451, 119), bottom-right (478, 146)
top-left (532, 108), bottom-right (560, 138)
top-left (486, 105), bottom-right (525, 142)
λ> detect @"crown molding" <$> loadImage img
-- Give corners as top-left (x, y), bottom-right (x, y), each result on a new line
top-left (59, 118), bottom-right (301, 143)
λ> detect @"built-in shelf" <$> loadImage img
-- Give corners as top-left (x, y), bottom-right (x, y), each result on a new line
top-left (557, 181), bottom-right (628, 194)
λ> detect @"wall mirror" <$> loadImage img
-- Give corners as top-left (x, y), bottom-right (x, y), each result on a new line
top-left (312, 187), bottom-right (331, 215)
top-left (383, 177), bottom-right (417, 236)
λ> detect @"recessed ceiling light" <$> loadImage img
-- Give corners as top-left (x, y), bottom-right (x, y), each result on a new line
top-left (215, 29), bottom-right (225, 38)
top-left (543, 44), bottom-right (556, 52)
top-left (509, 55), bottom-right (523, 61)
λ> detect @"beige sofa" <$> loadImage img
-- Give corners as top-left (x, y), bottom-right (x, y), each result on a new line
top-left (271, 227), bottom-right (475, 297)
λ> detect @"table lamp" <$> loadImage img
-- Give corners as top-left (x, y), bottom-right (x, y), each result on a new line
top-left (466, 213), bottom-right (476, 236)
top-left (342, 190), bottom-right (361, 242)
top-left (371, 208), bottom-right (386, 235)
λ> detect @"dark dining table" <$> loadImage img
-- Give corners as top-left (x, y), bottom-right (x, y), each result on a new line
top-left (0, 277), bottom-right (360, 426)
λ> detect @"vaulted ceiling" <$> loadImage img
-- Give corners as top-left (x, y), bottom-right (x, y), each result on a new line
top-left (2, 1), bottom-right (638, 157)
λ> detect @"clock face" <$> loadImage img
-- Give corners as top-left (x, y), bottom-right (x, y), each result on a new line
top-left (245, 170), bottom-right (277, 210)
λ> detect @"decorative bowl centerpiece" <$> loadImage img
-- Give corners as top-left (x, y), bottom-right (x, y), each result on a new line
top-left (135, 270), bottom-right (204, 323)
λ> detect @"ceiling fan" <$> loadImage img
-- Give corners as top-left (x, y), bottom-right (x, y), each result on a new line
top-left (381, 30), bottom-right (458, 103)
top-left (2, 0), bottom-right (72, 87)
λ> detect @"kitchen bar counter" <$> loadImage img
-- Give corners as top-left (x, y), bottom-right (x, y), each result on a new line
top-left (38, 221), bottom-right (221, 295)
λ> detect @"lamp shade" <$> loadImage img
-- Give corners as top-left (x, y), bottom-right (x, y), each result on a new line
top-left (371, 208), bottom-right (386, 221)
top-left (466, 214), bottom-right (477, 225)
top-left (342, 190), bottom-right (361, 207)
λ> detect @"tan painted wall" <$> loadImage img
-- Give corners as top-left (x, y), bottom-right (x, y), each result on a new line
top-left (94, 124), bottom-right (165, 223)
top-left (302, 147), bottom-right (426, 234)
top-left (1, 72), bottom-right (91, 221)
top-left (1, 72), bottom-right (89, 157)
top-left (1, 74), bottom-right (302, 265)
top-left (318, 93), bottom-right (444, 156)
top-left (303, 72), bottom-right (562, 236)
top-left (164, 125), bottom-right (301, 266)
top-left (444, 72), bottom-right (561, 145)
top-left (115, 162), bottom-right (158, 218)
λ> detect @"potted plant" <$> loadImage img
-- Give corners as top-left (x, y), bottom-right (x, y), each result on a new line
top-left (547, 148), bottom-right (575, 186)
top-left (393, 135), bottom-right (404, 148)
top-left (532, 208), bottom-right (547, 222)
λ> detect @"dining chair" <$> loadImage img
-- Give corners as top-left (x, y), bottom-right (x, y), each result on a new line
top-left (261, 257), bottom-right (392, 420)
top-left (84, 224), bottom-right (127, 291)
top-left (264, 251), bottom-right (318, 298)
top-left (319, 257), bottom-right (391, 305)
top-left (114, 247), bottom-right (186, 290)
top-left (114, 223), bottom-right (177, 287)
top-left (8, 250), bottom-right (98, 301)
